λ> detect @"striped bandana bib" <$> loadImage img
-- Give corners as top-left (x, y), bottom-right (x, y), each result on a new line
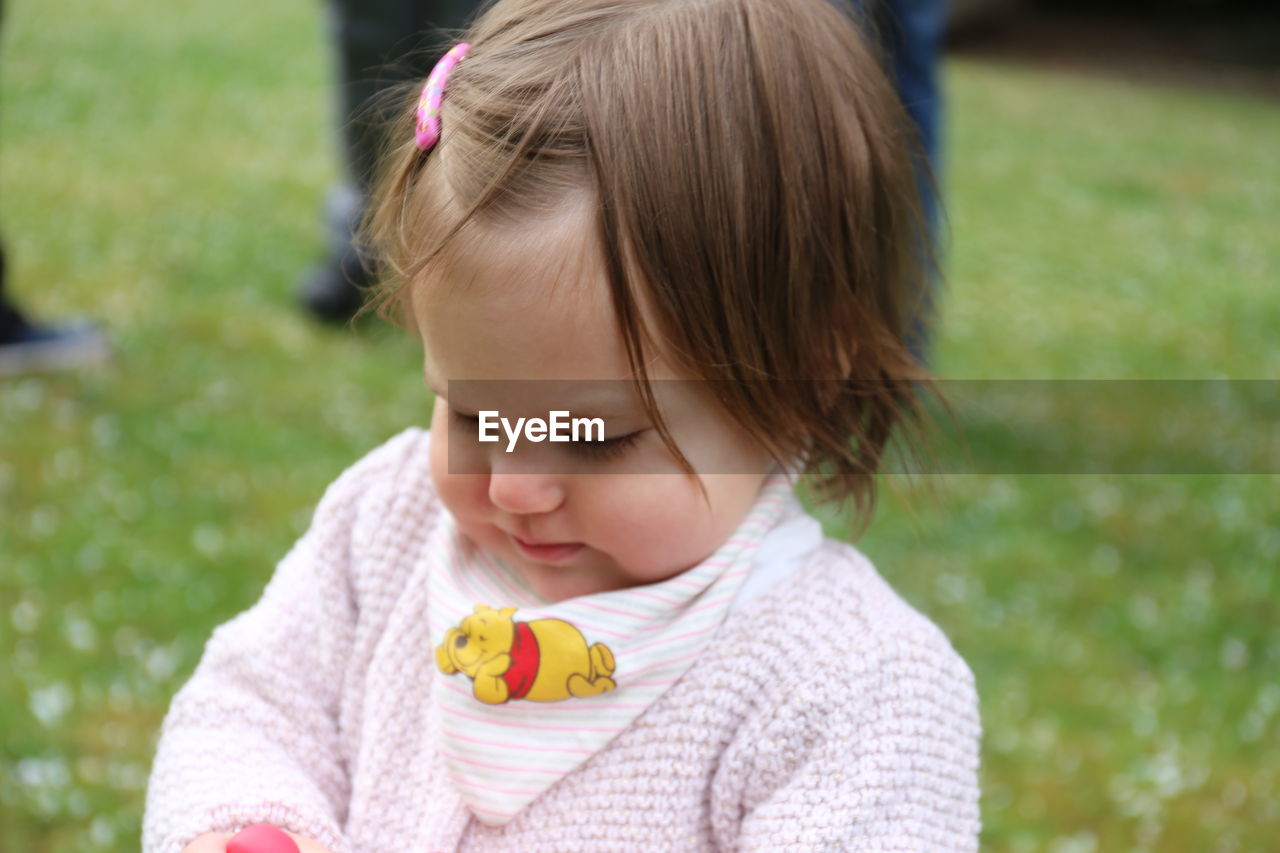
top-left (426, 474), bottom-right (795, 825)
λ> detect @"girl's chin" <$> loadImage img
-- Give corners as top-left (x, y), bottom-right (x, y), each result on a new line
top-left (515, 552), bottom-right (707, 602)
top-left (513, 558), bottom-right (623, 603)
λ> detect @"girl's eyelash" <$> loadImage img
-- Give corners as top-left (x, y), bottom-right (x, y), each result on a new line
top-left (569, 431), bottom-right (641, 461)
top-left (449, 404), bottom-right (641, 461)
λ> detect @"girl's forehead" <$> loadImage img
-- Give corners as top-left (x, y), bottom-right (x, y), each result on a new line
top-left (413, 200), bottom-right (603, 314)
top-left (409, 194), bottom-right (682, 386)
top-left (412, 224), bottom-right (634, 386)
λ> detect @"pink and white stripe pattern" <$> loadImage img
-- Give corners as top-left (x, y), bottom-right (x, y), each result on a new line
top-left (426, 474), bottom-right (796, 825)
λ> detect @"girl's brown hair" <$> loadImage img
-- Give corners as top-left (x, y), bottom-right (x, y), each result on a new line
top-left (364, 0), bottom-right (934, 526)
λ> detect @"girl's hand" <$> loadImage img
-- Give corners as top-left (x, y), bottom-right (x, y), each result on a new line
top-left (278, 830), bottom-right (336, 853)
top-left (180, 834), bottom-right (231, 853)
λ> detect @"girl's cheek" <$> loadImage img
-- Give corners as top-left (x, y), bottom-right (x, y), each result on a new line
top-left (432, 458), bottom-right (492, 517)
top-left (596, 484), bottom-right (691, 544)
top-left (428, 424), bottom-right (449, 490)
top-left (429, 426), bottom-right (483, 518)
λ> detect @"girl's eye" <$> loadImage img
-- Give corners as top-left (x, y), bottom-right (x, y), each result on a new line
top-left (569, 430), bottom-right (642, 461)
top-left (449, 407), bottom-right (480, 424)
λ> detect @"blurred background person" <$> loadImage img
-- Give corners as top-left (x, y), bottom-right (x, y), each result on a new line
top-left (299, 0), bottom-right (947, 357)
top-left (863, 0), bottom-right (947, 360)
top-left (298, 0), bottom-right (480, 322)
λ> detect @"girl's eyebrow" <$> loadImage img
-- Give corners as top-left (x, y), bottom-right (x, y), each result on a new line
top-left (547, 385), bottom-right (646, 421)
top-left (422, 372), bottom-right (651, 424)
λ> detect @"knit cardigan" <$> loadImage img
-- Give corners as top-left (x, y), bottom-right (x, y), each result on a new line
top-left (143, 429), bottom-right (981, 852)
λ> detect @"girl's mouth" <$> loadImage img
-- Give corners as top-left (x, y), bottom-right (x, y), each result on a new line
top-left (510, 535), bottom-right (584, 564)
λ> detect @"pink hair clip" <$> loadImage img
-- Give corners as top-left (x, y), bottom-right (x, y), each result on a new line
top-left (415, 42), bottom-right (471, 152)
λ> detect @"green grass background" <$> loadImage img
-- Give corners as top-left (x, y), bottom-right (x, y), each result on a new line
top-left (2, 1), bottom-right (1277, 850)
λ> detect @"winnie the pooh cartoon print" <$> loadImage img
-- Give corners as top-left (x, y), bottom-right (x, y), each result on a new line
top-left (436, 605), bottom-right (617, 704)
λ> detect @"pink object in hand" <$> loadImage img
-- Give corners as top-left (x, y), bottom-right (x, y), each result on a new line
top-left (226, 824), bottom-right (301, 853)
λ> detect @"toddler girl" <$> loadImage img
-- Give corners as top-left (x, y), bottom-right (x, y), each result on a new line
top-left (144, 0), bottom-right (980, 850)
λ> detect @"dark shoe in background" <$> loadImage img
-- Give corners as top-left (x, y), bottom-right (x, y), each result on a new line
top-left (298, 246), bottom-right (372, 324)
top-left (0, 320), bottom-right (110, 377)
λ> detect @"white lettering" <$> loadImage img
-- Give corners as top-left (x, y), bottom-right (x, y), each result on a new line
top-left (548, 410), bottom-right (569, 441)
top-left (477, 411), bottom-right (500, 442)
top-left (572, 416), bottom-right (604, 443)
top-left (501, 416), bottom-right (525, 453)
top-left (479, 411), bottom-right (609, 452)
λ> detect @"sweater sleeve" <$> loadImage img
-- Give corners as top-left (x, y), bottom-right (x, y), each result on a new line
top-left (141, 430), bottom-right (425, 853)
top-left (729, 621), bottom-right (982, 851)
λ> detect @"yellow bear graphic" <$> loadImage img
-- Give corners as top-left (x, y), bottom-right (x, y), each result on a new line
top-left (435, 605), bottom-right (617, 704)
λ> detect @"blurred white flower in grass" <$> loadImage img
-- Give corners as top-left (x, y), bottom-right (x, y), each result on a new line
top-left (193, 522), bottom-right (225, 558)
top-left (1090, 543), bottom-right (1121, 577)
top-left (91, 414), bottom-right (120, 448)
top-left (1051, 500), bottom-right (1084, 531)
top-left (10, 597), bottom-right (41, 633)
top-left (5, 377), bottom-right (46, 413)
top-left (1211, 489), bottom-right (1248, 533)
top-left (15, 755), bottom-right (73, 819)
top-left (1259, 525), bottom-right (1280, 559)
top-left (1128, 595), bottom-right (1160, 632)
top-left (1237, 681), bottom-right (1277, 743)
top-left (144, 643), bottom-right (180, 682)
top-left (1219, 636), bottom-right (1249, 672)
top-left (934, 572), bottom-right (972, 606)
top-left (26, 505), bottom-right (58, 539)
top-left (78, 542), bottom-right (107, 576)
top-left (90, 816), bottom-right (117, 848)
top-left (105, 758), bottom-right (148, 792)
top-left (1084, 482), bottom-right (1122, 519)
top-left (51, 446), bottom-right (83, 482)
top-left (1220, 778), bottom-right (1247, 809)
top-left (1048, 831), bottom-right (1097, 853)
top-left (63, 608), bottom-right (99, 652)
top-left (28, 681), bottom-right (73, 727)
top-left (1255, 684), bottom-right (1280, 718)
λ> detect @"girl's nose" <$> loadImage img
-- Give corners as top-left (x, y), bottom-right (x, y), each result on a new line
top-left (487, 470), bottom-right (565, 515)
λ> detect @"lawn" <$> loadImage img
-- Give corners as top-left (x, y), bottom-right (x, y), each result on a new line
top-left (2, 1), bottom-right (1277, 851)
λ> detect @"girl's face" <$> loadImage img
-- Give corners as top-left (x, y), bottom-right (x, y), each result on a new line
top-left (412, 206), bottom-right (773, 602)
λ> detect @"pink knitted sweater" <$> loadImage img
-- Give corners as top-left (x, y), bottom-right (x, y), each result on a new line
top-left (143, 429), bottom-right (981, 852)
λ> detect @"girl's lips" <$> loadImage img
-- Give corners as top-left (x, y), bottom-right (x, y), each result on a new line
top-left (510, 535), bottom-right (584, 563)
